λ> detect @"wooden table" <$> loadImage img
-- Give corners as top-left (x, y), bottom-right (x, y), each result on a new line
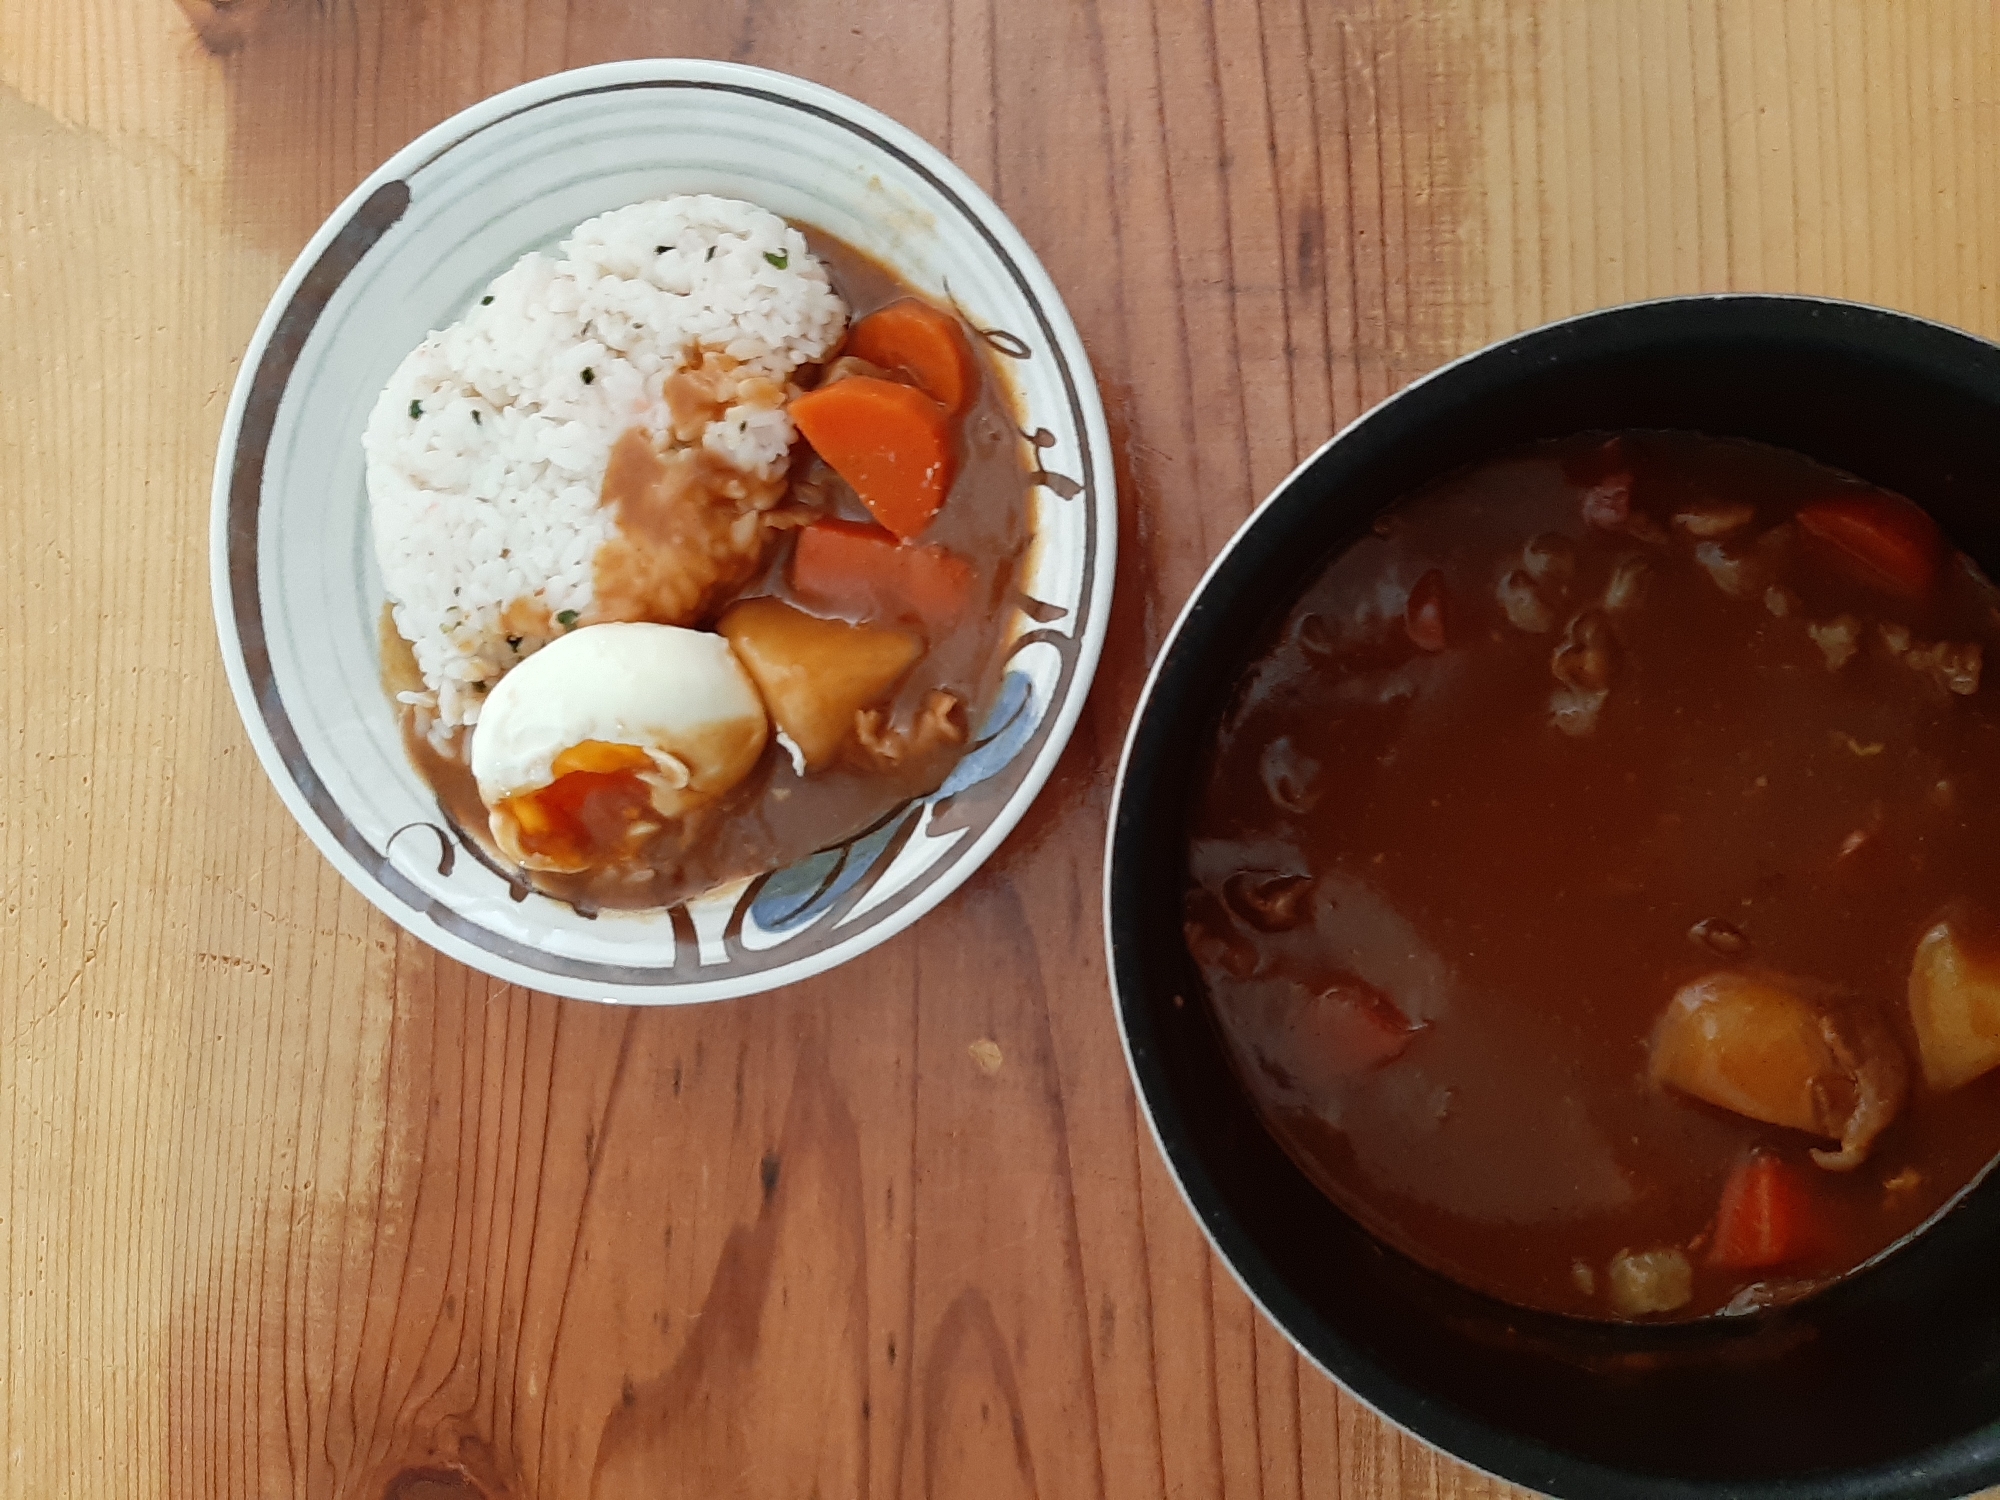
top-left (7, 2), bottom-right (2000, 1495)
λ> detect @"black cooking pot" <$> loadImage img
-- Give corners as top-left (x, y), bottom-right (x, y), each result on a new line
top-left (1105, 296), bottom-right (2000, 1500)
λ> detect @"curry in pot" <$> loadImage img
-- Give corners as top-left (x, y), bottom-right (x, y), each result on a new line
top-left (1187, 432), bottom-right (2000, 1321)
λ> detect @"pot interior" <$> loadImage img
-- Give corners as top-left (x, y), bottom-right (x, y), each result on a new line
top-left (1110, 297), bottom-right (2000, 1500)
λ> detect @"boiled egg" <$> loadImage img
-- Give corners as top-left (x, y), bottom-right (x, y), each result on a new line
top-left (470, 621), bottom-right (768, 873)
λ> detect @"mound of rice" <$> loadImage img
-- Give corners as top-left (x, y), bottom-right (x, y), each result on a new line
top-left (365, 195), bottom-right (848, 732)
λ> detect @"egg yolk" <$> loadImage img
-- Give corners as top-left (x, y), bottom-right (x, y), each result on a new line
top-left (497, 740), bottom-right (661, 872)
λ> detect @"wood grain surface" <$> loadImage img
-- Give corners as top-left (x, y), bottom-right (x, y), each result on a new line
top-left (7, 2), bottom-right (2000, 1496)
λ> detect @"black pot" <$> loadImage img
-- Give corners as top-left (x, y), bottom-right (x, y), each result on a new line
top-left (1105, 295), bottom-right (2000, 1499)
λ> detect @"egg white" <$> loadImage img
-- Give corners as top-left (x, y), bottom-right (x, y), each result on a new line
top-left (471, 621), bottom-right (768, 822)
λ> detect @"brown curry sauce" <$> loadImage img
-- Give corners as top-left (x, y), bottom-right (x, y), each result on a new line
top-left (1188, 431), bottom-right (2000, 1321)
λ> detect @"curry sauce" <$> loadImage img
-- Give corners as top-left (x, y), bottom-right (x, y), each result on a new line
top-left (1188, 432), bottom-right (2000, 1321)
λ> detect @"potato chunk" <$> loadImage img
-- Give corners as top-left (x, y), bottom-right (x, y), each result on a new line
top-left (1649, 972), bottom-right (1908, 1170)
top-left (717, 597), bottom-right (920, 769)
top-left (1909, 920), bottom-right (2000, 1092)
top-left (1607, 1247), bottom-right (1693, 1317)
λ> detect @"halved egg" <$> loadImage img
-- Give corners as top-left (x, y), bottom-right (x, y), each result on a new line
top-left (469, 622), bottom-right (768, 873)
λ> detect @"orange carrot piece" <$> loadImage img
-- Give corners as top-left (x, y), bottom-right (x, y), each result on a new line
top-left (1708, 1151), bottom-right (1821, 1270)
top-left (1406, 569), bottom-right (1449, 652)
top-left (1797, 493), bottom-right (1941, 597)
top-left (846, 298), bottom-right (982, 416)
top-left (791, 376), bottom-right (956, 540)
top-left (791, 518), bottom-right (973, 630)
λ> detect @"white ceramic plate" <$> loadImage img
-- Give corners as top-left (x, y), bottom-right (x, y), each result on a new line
top-left (211, 60), bottom-right (1115, 1003)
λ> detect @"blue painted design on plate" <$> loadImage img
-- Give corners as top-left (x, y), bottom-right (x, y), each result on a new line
top-left (749, 806), bottom-right (915, 936)
top-left (937, 668), bottom-right (1040, 798)
top-left (749, 846), bottom-right (844, 934)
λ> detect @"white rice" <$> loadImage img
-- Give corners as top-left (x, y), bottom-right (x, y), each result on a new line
top-left (364, 194), bottom-right (848, 731)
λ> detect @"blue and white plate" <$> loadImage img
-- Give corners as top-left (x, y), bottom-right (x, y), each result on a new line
top-left (210, 60), bottom-right (1115, 1004)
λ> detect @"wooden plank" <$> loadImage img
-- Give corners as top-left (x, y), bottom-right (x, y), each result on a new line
top-left (4, 1), bottom-right (2000, 1496)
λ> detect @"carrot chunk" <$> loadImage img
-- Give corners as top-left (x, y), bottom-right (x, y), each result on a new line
top-left (1406, 569), bottom-right (1449, 652)
top-left (791, 376), bottom-right (957, 539)
top-left (1797, 493), bottom-right (1942, 597)
top-left (845, 298), bottom-right (983, 416)
top-left (1708, 1152), bottom-right (1820, 1270)
top-left (791, 517), bottom-right (974, 630)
